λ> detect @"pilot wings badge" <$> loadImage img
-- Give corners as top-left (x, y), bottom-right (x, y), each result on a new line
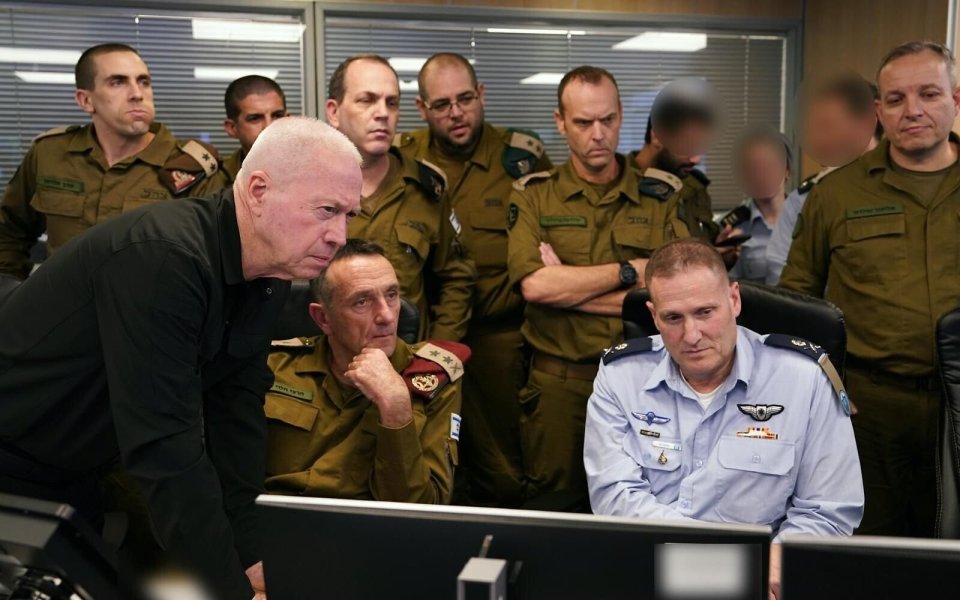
top-left (737, 404), bottom-right (784, 422)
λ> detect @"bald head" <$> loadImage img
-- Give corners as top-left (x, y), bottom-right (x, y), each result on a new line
top-left (239, 115), bottom-right (361, 189)
top-left (234, 116), bottom-right (363, 281)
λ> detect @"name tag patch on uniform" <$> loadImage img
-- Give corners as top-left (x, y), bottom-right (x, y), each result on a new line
top-left (737, 404), bottom-right (784, 422)
top-left (448, 210), bottom-right (462, 235)
top-left (639, 429), bottom-right (661, 438)
top-left (38, 176), bottom-right (84, 193)
top-left (540, 215), bottom-right (587, 227)
top-left (846, 204), bottom-right (904, 219)
top-left (269, 381), bottom-right (313, 402)
top-left (632, 411), bottom-right (671, 425)
top-left (450, 413), bottom-right (462, 441)
top-left (652, 440), bottom-right (681, 451)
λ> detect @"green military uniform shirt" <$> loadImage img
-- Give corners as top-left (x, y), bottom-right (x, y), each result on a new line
top-left (780, 136), bottom-right (960, 375)
top-left (400, 123), bottom-right (552, 325)
top-left (219, 148), bottom-right (244, 186)
top-left (507, 157), bottom-right (689, 362)
top-left (348, 147), bottom-right (476, 341)
top-left (627, 150), bottom-right (718, 241)
top-left (264, 336), bottom-right (462, 504)
top-left (0, 122), bottom-right (222, 279)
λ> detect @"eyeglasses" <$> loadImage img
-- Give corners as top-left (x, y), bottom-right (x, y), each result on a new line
top-left (424, 91), bottom-right (479, 115)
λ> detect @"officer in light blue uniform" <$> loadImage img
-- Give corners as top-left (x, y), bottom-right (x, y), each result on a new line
top-left (585, 238), bottom-right (863, 545)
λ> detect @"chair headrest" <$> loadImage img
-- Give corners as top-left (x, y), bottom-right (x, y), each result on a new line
top-left (622, 280), bottom-right (847, 372)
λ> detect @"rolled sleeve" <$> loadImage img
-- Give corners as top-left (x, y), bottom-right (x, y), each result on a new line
top-left (506, 187), bottom-right (544, 289)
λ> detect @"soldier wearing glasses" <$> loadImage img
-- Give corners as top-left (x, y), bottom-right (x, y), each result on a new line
top-left (396, 53), bottom-right (551, 507)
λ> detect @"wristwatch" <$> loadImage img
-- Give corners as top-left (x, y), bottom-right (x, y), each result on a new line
top-left (619, 261), bottom-right (638, 289)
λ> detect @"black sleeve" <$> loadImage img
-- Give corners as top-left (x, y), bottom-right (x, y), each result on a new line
top-left (204, 343), bottom-right (275, 570)
top-left (93, 242), bottom-right (252, 599)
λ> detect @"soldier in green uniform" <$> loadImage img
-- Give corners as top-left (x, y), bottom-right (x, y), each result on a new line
top-left (508, 66), bottom-right (688, 504)
top-left (214, 75), bottom-right (289, 186)
top-left (326, 55), bottom-right (476, 342)
top-left (398, 52), bottom-right (552, 506)
top-left (631, 78), bottom-right (720, 242)
top-left (780, 41), bottom-right (960, 537)
top-left (265, 240), bottom-right (466, 504)
top-left (0, 43), bottom-right (221, 280)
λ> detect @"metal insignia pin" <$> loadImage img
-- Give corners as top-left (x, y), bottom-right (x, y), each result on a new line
top-left (658, 451), bottom-right (668, 465)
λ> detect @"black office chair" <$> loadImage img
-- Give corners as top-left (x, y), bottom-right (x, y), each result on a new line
top-left (935, 308), bottom-right (960, 538)
top-left (621, 280), bottom-right (847, 374)
top-left (272, 279), bottom-right (421, 344)
top-left (0, 274), bottom-right (20, 306)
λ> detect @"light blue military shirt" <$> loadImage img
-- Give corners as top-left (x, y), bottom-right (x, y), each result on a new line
top-left (584, 326), bottom-right (863, 541)
top-left (728, 200), bottom-right (774, 283)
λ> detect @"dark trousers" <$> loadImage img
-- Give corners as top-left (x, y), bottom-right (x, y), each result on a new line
top-left (846, 365), bottom-right (940, 537)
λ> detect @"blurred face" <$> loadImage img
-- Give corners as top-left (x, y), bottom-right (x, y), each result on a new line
top-left (326, 60), bottom-right (400, 161)
top-left (249, 153), bottom-right (362, 280)
top-left (648, 266), bottom-right (741, 390)
top-left (225, 91), bottom-right (287, 154)
top-left (313, 255), bottom-right (401, 358)
top-left (877, 50), bottom-right (960, 161)
top-left (738, 141), bottom-right (789, 201)
top-left (555, 77), bottom-right (622, 177)
top-left (802, 96), bottom-right (876, 166)
top-left (416, 64), bottom-right (485, 154)
top-left (75, 51), bottom-right (155, 139)
top-left (653, 122), bottom-right (712, 176)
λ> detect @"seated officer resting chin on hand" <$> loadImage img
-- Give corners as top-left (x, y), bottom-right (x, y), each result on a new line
top-left (264, 239), bottom-right (467, 504)
top-left (584, 238), bottom-right (863, 600)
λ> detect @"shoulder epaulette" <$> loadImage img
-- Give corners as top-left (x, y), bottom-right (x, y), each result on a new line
top-left (404, 341), bottom-right (472, 400)
top-left (512, 170), bottom-right (552, 192)
top-left (161, 139), bottom-right (220, 195)
top-left (392, 132), bottom-right (412, 148)
top-left (270, 337), bottom-right (314, 349)
top-left (503, 128), bottom-right (545, 179)
top-left (687, 169), bottom-right (710, 186)
top-left (797, 174), bottom-right (818, 195)
top-left (414, 158), bottom-right (447, 201)
top-left (763, 334), bottom-right (851, 416)
top-left (32, 125), bottom-right (80, 144)
top-left (640, 168), bottom-right (683, 201)
top-left (602, 337), bottom-right (654, 365)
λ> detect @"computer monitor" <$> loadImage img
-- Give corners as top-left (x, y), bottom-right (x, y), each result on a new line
top-left (258, 495), bottom-right (772, 600)
top-left (0, 493), bottom-right (117, 600)
top-left (781, 535), bottom-right (960, 599)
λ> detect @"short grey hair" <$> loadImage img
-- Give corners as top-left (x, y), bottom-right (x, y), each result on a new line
top-left (877, 41), bottom-right (957, 88)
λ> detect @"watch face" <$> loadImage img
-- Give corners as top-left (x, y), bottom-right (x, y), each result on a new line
top-left (621, 263), bottom-right (638, 286)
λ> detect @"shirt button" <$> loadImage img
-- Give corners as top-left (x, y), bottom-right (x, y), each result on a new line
top-left (752, 454), bottom-right (762, 464)
top-left (681, 500), bottom-right (691, 509)
top-left (265, 287), bottom-right (273, 295)
top-left (696, 459), bottom-right (704, 468)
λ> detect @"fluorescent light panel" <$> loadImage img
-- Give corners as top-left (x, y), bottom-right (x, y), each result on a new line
top-left (0, 47), bottom-right (81, 65)
top-left (389, 57), bottom-right (427, 73)
top-left (613, 32), bottom-right (707, 52)
top-left (399, 80), bottom-right (419, 92)
top-left (194, 67), bottom-right (279, 81)
top-left (519, 72), bottom-right (565, 85)
top-left (191, 18), bottom-right (304, 43)
top-left (15, 71), bottom-right (74, 84)
top-left (487, 27), bottom-right (585, 36)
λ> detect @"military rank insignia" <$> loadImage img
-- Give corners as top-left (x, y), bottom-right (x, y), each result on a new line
top-left (403, 341), bottom-right (472, 400)
top-left (736, 427), bottom-right (779, 440)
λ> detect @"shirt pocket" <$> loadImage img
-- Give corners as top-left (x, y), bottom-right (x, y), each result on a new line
top-left (613, 224), bottom-right (663, 260)
top-left (30, 189), bottom-right (87, 248)
top-left (469, 207), bottom-right (508, 268)
top-left (543, 226), bottom-right (591, 265)
top-left (264, 393), bottom-right (319, 475)
top-left (623, 433), bottom-right (683, 490)
top-left (714, 436), bottom-right (796, 525)
top-left (394, 223), bottom-right (431, 269)
top-left (840, 214), bottom-right (906, 285)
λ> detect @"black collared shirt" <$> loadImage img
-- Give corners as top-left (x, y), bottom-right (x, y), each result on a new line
top-left (0, 188), bottom-right (288, 599)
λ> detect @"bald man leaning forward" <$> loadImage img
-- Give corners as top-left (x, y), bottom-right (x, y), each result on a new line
top-left (0, 117), bottom-right (363, 599)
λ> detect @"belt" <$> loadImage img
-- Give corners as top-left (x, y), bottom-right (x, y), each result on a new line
top-left (845, 356), bottom-right (941, 392)
top-left (531, 353), bottom-right (599, 381)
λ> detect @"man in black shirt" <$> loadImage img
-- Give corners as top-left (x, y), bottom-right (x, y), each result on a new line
top-left (0, 116), bottom-right (362, 599)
